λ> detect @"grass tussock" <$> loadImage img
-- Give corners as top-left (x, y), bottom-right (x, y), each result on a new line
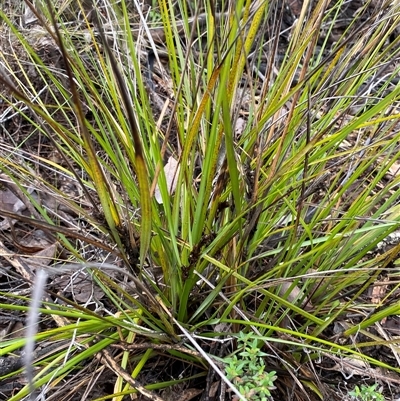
top-left (1, 0), bottom-right (400, 399)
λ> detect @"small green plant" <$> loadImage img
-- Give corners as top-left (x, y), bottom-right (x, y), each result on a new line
top-left (349, 384), bottom-right (384, 401)
top-left (224, 332), bottom-right (277, 401)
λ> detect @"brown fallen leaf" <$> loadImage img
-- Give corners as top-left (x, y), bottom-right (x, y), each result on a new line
top-left (21, 243), bottom-right (58, 269)
top-left (51, 271), bottom-right (105, 303)
top-left (278, 281), bottom-right (313, 311)
top-left (154, 156), bottom-right (180, 204)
